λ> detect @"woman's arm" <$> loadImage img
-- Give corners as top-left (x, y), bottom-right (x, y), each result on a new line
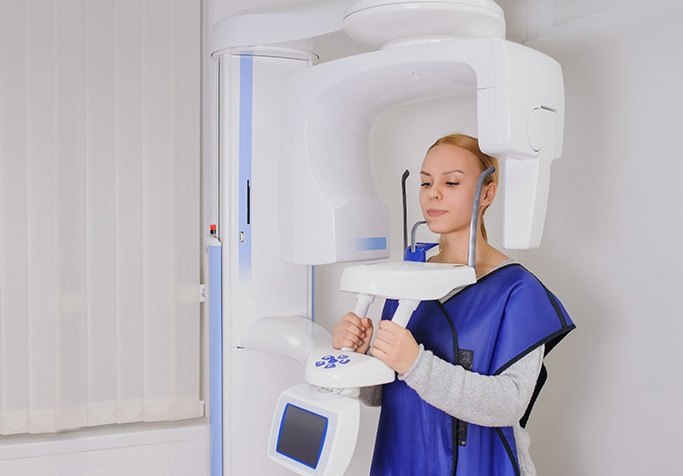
top-left (399, 344), bottom-right (544, 427)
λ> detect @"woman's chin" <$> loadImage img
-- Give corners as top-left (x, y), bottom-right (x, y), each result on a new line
top-left (422, 220), bottom-right (467, 236)
top-left (424, 221), bottom-right (447, 234)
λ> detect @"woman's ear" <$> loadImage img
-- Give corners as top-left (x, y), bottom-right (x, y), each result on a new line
top-left (481, 182), bottom-right (497, 207)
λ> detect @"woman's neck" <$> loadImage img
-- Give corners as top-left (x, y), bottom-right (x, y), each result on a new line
top-left (431, 232), bottom-right (508, 278)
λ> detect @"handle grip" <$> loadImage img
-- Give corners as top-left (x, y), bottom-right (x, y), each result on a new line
top-left (391, 299), bottom-right (419, 328)
top-left (353, 293), bottom-right (374, 318)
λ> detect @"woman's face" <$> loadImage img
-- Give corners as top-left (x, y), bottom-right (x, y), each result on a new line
top-left (419, 143), bottom-right (490, 236)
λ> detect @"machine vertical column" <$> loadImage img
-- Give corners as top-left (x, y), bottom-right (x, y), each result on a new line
top-left (216, 49), bottom-right (315, 475)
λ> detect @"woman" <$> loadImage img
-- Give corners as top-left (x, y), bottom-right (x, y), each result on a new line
top-left (332, 133), bottom-right (575, 476)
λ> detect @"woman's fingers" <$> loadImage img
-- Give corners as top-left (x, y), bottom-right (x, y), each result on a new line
top-left (370, 320), bottom-right (419, 374)
top-left (332, 313), bottom-right (370, 350)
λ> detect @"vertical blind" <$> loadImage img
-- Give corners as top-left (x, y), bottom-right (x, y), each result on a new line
top-left (0, 0), bottom-right (202, 434)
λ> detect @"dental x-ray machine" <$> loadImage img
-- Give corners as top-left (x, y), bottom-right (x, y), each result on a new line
top-left (209, 1), bottom-right (564, 475)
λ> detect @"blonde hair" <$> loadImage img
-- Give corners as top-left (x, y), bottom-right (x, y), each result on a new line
top-left (427, 133), bottom-right (499, 241)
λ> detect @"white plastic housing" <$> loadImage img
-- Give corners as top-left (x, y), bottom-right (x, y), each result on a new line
top-left (305, 350), bottom-right (395, 389)
top-left (269, 383), bottom-right (359, 476)
top-left (340, 261), bottom-right (476, 299)
top-left (240, 315), bottom-right (395, 388)
top-left (280, 37), bottom-right (564, 264)
top-left (210, 1), bottom-right (351, 56)
top-left (343, 0), bottom-right (505, 48)
top-left (241, 316), bottom-right (334, 366)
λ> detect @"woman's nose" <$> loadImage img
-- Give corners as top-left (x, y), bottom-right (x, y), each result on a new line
top-left (429, 186), bottom-right (442, 199)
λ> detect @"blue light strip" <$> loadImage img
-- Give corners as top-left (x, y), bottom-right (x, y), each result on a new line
top-left (354, 236), bottom-right (388, 251)
top-left (239, 55), bottom-right (253, 280)
top-left (208, 243), bottom-right (223, 476)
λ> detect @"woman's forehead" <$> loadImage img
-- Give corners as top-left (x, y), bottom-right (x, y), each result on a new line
top-left (421, 143), bottom-right (480, 173)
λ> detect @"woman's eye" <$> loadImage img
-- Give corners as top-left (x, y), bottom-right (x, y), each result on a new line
top-left (446, 181), bottom-right (460, 186)
top-left (420, 182), bottom-right (431, 187)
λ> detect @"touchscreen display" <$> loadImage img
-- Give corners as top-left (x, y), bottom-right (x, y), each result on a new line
top-left (276, 403), bottom-right (328, 469)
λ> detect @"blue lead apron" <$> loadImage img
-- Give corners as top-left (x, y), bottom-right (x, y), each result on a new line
top-left (370, 264), bottom-right (575, 476)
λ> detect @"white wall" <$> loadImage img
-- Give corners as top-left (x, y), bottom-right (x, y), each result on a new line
top-left (516, 4), bottom-right (683, 475)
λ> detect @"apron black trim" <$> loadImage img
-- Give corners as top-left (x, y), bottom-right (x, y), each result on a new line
top-left (436, 301), bottom-right (460, 476)
top-left (495, 428), bottom-right (521, 476)
top-left (494, 325), bottom-right (575, 376)
top-left (520, 364), bottom-right (547, 428)
top-left (543, 284), bottom-right (568, 329)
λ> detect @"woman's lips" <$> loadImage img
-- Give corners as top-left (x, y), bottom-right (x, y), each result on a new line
top-left (426, 209), bottom-right (447, 217)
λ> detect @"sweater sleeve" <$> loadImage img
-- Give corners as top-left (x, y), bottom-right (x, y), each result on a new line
top-left (399, 344), bottom-right (544, 427)
top-left (358, 385), bottom-right (382, 407)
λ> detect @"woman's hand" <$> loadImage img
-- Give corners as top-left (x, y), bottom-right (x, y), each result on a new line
top-left (371, 320), bottom-right (419, 375)
top-left (332, 312), bottom-right (374, 354)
